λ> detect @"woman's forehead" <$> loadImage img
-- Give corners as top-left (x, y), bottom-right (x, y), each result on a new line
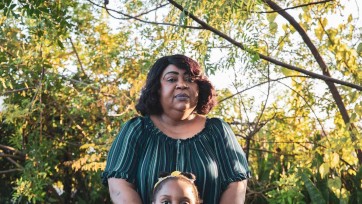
top-left (162, 64), bottom-right (190, 76)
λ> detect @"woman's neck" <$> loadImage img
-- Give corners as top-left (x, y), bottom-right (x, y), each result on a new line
top-left (158, 112), bottom-right (196, 126)
top-left (150, 113), bottom-right (206, 139)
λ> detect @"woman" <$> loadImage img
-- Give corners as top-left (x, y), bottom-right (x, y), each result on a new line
top-left (102, 54), bottom-right (251, 204)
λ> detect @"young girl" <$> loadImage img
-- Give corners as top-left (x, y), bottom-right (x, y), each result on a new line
top-left (152, 171), bottom-right (202, 204)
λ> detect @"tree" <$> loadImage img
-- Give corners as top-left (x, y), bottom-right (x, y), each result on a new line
top-left (0, 0), bottom-right (361, 203)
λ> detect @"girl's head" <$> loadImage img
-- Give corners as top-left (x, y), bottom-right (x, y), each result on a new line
top-left (152, 171), bottom-right (201, 204)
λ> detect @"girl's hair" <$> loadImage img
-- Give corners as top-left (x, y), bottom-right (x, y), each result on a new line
top-left (135, 54), bottom-right (217, 116)
top-left (152, 171), bottom-right (201, 204)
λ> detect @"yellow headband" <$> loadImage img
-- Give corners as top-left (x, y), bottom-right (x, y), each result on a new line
top-left (153, 171), bottom-right (195, 189)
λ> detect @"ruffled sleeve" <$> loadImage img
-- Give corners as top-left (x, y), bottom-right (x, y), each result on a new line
top-left (101, 117), bottom-right (144, 185)
top-left (211, 118), bottom-right (252, 190)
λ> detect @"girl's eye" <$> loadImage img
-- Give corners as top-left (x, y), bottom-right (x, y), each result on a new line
top-left (180, 201), bottom-right (190, 204)
top-left (161, 201), bottom-right (171, 204)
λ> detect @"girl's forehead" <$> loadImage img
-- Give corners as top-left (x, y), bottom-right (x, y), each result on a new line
top-left (163, 179), bottom-right (190, 187)
top-left (154, 179), bottom-right (198, 204)
top-left (158, 179), bottom-right (195, 195)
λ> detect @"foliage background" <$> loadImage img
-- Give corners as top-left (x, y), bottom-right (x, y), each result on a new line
top-left (0, 0), bottom-right (361, 203)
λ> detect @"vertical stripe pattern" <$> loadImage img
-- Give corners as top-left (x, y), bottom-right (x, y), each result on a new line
top-left (101, 116), bottom-right (251, 204)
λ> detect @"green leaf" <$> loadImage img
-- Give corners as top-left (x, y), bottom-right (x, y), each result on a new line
top-left (9, 4), bottom-right (16, 10)
top-left (57, 39), bottom-right (64, 49)
top-left (357, 43), bottom-right (362, 54)
top-left (267, 13), bottom-right (278, 23)
top-left (281, 67), bottom-right (293, 76)
top-left (301, 172), bottom-right (326, 204)
top-left (269, 22), bottom-right (278, 34)
top-left (355, 103), bottom-right (362, 115)
top-left (3, 7), bottom-right (8, 16)
top-left (328, 177), bottom-right (342, 192)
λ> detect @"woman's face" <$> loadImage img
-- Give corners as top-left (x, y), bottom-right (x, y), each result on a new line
top-left (153, 180), bottom-right (197, 204)
top-left (159, 64), bottom-right (199, 114)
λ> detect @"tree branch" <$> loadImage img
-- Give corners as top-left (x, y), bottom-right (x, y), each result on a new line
top-left (0, 168), bottom-right (23, 174)
top-left (128, 3), bottom-right (170, 19)
top-left (0, 144), bottom-right (25, 156)
top-left (277, 80), bottom-right (328, 137)
top-left (248, 147), bottom-right (298, 157)
top-left (167, 0), bottom-right (362, 91)
top-left (87, 0), bottom-right (203, 29)
top-left (256, 0), bottom-right (333, 13)
top-left (1, 87), bottom-right (33, 95)
top-left (219, 75), bottom-right (310, 103)
top-left (0, 45), bottom-right (15, 57)
top-left (264, 0), bottom-right (357, 141)
top-left (6, 156), bottom-right (24, 168)
top-left (69, 37), bottom-right (88, 78)
top-left (0, 153), bottom-right (25, 161)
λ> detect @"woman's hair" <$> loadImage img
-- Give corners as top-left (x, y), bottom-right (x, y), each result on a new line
top-left (135, 54), bottom-right (217, 115)
top-left (152, 171), bottom-right (201, 203)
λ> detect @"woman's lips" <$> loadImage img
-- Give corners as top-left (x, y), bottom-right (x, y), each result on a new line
top-left (174, 93), bottom-right (189, 100)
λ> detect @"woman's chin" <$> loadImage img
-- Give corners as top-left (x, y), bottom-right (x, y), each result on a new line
top-left (173, 104), bottom-right (197, 113)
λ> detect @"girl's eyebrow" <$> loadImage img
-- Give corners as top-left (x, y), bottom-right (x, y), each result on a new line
top-left (159, 195), bottom-right (171, 199)
top-left (181, 197), bottom-right (192, 203)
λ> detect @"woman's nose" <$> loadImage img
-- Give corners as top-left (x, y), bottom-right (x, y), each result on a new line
top-left (176, 80), bottom-right (188, 89)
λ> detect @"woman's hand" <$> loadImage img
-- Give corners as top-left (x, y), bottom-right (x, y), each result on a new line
top-left (219, 180), bottom-right (247, 204)
top-left (108, 178), bottom-right (142, 204)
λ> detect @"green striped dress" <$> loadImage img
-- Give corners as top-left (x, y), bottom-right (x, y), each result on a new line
top-left (101, 116), bottom-right (251, 204)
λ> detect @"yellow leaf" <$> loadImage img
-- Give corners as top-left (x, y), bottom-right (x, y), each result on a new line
top-left (347, 14), bottom-right (352, 23)
top-left (336, 51), bottom-right (343, 61)
top-left (315, 27), bottom-right (323, 41)
top-left (348, 169), bottom-right (356, 176)
top-left (282, 24), bottom-right (288, 32)
top-left (330, 152), bottom-right (340, 168)
top-left (319, 163), bottom-right (329, 179)
top-left (321, 18), bottom-right (328, 27)
top-left (0, 78), bottom-right (6, 88)
top-left (80, 143), bottom-right (95, 150)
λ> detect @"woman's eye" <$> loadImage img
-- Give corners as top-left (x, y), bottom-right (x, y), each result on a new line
top-left (167, 78), bottom-right (177, 82)
top-left (185, 76), bottom-right (195, 82)
top-left (161, 201), bottom-right (171, 204)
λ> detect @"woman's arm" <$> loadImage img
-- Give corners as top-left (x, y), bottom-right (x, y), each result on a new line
top-left (108, 178), bottom-right (142, 204)
top-left (219, 180), bottom-right (247, 204)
